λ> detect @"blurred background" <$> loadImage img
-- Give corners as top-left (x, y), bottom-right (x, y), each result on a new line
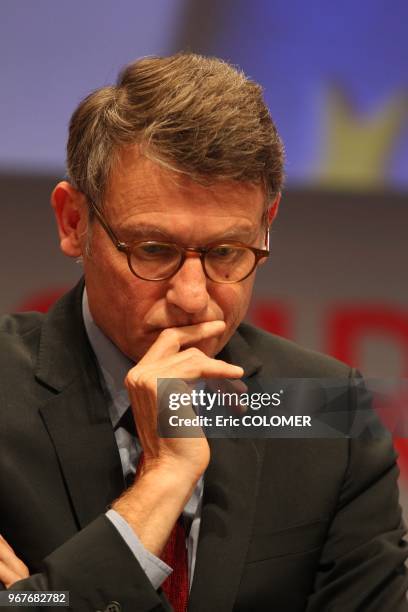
top-left (1, 1), bottom-right (407, 520)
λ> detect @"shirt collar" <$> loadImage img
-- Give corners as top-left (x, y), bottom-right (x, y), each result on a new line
top-left (82, 288), bottom-right (133, 428)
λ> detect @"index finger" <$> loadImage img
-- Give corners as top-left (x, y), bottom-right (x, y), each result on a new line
top-left (140, 320), bottom-right (226, 363)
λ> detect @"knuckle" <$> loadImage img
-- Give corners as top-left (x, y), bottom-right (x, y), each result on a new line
top-left (124, 371), bottom-right (137, 388)
top-left (125, 369), bottom-right (150, 390)
top-left (185, 347), bottom-right (202, 358)
top-left (136, 372), bottom-right (154, 390)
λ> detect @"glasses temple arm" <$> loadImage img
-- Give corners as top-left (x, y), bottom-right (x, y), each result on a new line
top-left (88, 200), bottom-right (123, 247)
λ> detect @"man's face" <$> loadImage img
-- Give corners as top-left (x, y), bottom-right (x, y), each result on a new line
top-left (82, 148), bottom-right (267, 362)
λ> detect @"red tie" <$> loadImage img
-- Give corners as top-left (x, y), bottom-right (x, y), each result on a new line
top-left (161, 516), bottom-right (189, 612)
top-left (136, 452), bottom-right (189, 611)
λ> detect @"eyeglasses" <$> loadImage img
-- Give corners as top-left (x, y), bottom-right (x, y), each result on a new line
top-left (88, 200), bottom-right (270, 284)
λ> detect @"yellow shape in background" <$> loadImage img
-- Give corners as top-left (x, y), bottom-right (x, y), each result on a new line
top-left (317, 87), bottom-right (407, 190)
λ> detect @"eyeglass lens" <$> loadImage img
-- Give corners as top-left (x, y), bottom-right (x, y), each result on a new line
top-left (128, 242), bottom-right (257, 282)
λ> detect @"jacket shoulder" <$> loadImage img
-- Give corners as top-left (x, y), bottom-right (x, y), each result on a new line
top-left (0, 311), bottom-right (44, 367)
top-left (238, 322), bottom-right (351, 377)
top-left (0, 311), bottom-right (44, 336)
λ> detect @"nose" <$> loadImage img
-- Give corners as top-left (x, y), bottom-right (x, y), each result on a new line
top-left (165, 253), bottom-right (210, 315)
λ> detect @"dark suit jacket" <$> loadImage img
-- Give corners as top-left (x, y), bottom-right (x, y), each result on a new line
top-left (0, 280), bottom-right (407, 611)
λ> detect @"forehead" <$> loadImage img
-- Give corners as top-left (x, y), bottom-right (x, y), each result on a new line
top-left (103, 147), bottom-right (265, 234)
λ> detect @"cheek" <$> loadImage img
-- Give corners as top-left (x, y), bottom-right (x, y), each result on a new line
top-left (121, 283), bottom-right (163, 323)
top-left (213, 280), bottom-right (254, 325)
top-left (116, 287), bottom-right (165, 360)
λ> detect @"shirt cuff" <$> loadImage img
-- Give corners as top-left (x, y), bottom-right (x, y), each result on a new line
top-left (106, 509), bottom-right (172, 589)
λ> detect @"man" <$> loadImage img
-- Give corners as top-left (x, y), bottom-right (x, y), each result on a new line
top-left (0, 53), bottom-right (407, 611)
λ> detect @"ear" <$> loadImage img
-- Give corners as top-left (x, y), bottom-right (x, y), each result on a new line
top-left (258, 192), bottom-right (282, 265)
top-left (51, 181), bottom-right (88, 258)
top-left (267, 192), bottom-right (281, 227)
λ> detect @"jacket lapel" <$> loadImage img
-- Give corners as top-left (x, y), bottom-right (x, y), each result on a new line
top-left (188, 436), bottom-right (265, 612)
top-left (35, 280), bottom-right (124, 529)
top-left (188, 329), bottom-right (266, 611)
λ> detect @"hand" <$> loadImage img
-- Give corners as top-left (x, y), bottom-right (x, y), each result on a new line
top-left (0, 535), bottom-right (29, 588)
top-left (125, 320), bottom-right (244, 480)
top-left (113, 320), bottom-right (243, 557)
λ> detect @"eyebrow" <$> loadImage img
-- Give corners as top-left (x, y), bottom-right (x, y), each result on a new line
top-left (117, 223), bottom-right (259, 244)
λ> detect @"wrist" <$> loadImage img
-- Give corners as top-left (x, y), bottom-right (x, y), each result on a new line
top-left (112, 464), bottom-right (198, 556)
top-left (142, 455), bottom-right (207, 485)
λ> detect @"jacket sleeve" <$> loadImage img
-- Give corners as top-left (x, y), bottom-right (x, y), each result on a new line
top-left (306, 375), bottom-right (408, 611)
top-left (8, 515), bottom-right (171, 612)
